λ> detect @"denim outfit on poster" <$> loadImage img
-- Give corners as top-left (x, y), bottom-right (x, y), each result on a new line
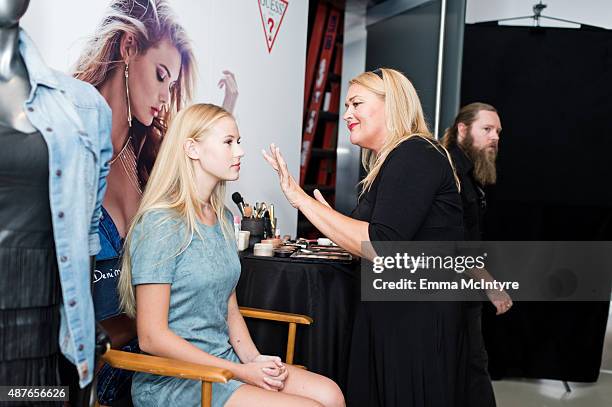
top-left (94, 207), bottom-right (140, 404)
top-left (17, 29), bottom-right (113, 387)
top-left (94, 207), bottom-right (125, 321)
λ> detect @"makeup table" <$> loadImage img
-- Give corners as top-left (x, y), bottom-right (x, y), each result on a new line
top-left (236, 252), bottom-right (358, 391)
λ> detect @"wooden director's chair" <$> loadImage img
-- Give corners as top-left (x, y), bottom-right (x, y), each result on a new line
top-left (96, 307), bottom-right (312, 407)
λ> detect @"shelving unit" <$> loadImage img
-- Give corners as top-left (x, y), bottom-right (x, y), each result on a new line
top-left (298, 1), bottom-right (345, 238)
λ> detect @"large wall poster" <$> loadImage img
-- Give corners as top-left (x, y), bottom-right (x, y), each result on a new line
top-left (23, 0), bottom-right (307, 235)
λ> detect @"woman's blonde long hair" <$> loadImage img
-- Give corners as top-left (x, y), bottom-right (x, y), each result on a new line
top-left (74, 0), bottom-right (196, 187)
top-left (351, 68), bottom-right (459, 195)
top-left (118, 104), bottom-right (235, 318)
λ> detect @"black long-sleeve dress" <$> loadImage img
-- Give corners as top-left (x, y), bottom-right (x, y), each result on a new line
top-left (346, 136), bottom-right (469, 407)
top-left (0, 125), bottom-right (62, 400)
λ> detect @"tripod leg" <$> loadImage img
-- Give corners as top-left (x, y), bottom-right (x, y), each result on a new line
top-left (563, 380), bottom-right (571, 393)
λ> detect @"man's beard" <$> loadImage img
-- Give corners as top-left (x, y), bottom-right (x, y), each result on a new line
top-left (461, 132), bottom-right (497, 186)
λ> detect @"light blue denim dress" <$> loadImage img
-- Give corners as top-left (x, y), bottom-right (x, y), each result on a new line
top-left (129, 210), bottom-right (244, 407)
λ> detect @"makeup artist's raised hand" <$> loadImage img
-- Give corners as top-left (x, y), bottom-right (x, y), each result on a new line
top-left (262, 144), bottom-right (307, 209)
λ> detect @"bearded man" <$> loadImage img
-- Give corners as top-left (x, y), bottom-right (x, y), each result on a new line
top-left (442, 102), bottom-right (507, 407)
top-left (443, 102), bottom-right (501, 240)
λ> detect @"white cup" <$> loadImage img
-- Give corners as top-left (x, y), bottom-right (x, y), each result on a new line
top-left (253, 243), bottom-right (274, 257)
top-left (237, 230), bottom-right (250, 251)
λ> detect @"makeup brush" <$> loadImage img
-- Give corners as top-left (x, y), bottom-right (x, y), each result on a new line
top-left (269, 204), bottom-right (275, 231)
top-left (258, 203), bottom-right (268, 219)
top-left (231, 192), bottom-right (245, 216)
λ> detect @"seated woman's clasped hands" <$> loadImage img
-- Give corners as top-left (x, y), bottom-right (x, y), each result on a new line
top-left (239, 354), bottom-right (288, 391)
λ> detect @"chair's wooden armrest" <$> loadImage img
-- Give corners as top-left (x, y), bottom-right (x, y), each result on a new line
top-left (239, 306), bottom-right (313, 325)
top-left (102, 349), bottom-right (233, 383)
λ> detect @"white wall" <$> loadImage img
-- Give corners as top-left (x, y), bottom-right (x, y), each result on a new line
top-left (466, 0), bottom-right (612, 29)
top-left (22, 0), bottom-right (308, 236)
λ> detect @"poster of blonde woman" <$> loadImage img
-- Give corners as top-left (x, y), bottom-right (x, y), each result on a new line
top-left (21, 0), bottom-right (309, 404)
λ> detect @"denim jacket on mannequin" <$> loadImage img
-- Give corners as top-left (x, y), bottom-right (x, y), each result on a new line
top-left (19, 29), bottom-right (113, 387)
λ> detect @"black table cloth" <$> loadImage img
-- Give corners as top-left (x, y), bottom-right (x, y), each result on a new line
top-left (236, 254), bottom-right (358, 390)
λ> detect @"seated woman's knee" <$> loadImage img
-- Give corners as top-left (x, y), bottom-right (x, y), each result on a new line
top-left (315, 378), bottom-right (345, 407)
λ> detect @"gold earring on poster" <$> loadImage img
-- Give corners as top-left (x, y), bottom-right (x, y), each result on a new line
top-left (125, 62), bottom-right (132, 127)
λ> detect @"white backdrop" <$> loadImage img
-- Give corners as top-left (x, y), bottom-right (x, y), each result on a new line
top-left (22, 0), bottom-right (308, 235)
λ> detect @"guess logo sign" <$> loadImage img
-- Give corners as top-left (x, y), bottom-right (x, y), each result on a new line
top-left (258, 0), bottom-right (289, 53)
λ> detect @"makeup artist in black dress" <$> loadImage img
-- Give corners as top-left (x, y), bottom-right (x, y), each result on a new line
top-left (264, 68), bottom-right (468, 406)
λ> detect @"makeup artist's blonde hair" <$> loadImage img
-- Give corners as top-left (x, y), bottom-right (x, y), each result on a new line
top-left (350, 68), bottom-right (460, 195)
top-left (118, 103), bottom-right (234, 318)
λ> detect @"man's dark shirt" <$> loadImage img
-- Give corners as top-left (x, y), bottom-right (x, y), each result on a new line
top-left (448, 144), bottom-right (486, 241)
top-left (448, 146), bottom-right (497, 406)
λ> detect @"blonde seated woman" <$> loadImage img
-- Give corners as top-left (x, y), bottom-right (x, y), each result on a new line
top-left (117, 103), bottom-right (344, 407)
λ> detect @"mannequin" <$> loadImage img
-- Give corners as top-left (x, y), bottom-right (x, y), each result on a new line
top-left (0, 1), bottom-right (112, 405)
top-left (0, 0), bottom-right (34, 131)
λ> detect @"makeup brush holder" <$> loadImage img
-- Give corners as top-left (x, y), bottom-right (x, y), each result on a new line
top-left (241, 217), bottom-right (275, 249)
top-left (241, 218), bottom-right (265, 249)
